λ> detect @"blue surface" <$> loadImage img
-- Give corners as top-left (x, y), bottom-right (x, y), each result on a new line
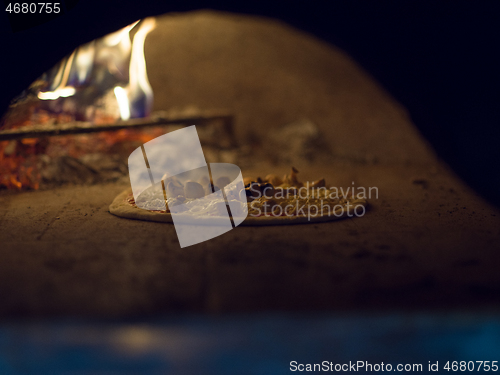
top-left (0, 311), bottom-right (499, 374)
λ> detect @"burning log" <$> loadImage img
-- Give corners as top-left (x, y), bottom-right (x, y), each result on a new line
top-left (0, 110), bottom-right (235, 146)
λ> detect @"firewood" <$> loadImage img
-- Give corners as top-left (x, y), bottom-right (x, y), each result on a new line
top-left (0, 110), bottom-right (235, 147)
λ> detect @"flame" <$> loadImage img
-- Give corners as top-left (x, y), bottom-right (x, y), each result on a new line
top-left (128, 18), bottom-right (155, 114)
top-left (98, 20), bottom-right (139, 76)
top-left (37, 86), bottom-right (76, 100)
top-left (114, 18), bottom-right (156, 120)
top-left (74, 41), bottom-right (95, 84)
top-left (114, 86), bottom-right (131, 120)
top-left (37, 18), bottom-right (155, 121)
top-left (103, 20), bottom-right (139, 47)
top-left (37, 20), bottom-right (141, 101)
top-left (38, 49), bottom-right (77, 100)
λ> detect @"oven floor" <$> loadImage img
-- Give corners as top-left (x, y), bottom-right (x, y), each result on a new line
top-left (0, 162), bottom-right (499, 317)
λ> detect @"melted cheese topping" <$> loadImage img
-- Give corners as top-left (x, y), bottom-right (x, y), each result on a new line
top-left (134, 185), bottom-right (355, 218)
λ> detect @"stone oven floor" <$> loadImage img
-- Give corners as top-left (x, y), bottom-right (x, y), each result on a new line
top-left (1, 162), bottom-right (499, 318)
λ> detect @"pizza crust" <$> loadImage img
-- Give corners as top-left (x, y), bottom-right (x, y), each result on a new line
top-left (109, 189), bottom-right (368, 226)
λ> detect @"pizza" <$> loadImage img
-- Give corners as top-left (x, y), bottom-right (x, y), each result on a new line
top-left (109, 167), bottom-right (368, 225)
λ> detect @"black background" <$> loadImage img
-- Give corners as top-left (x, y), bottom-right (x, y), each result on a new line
top-left (1, 1), bottom-right (499, 207)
